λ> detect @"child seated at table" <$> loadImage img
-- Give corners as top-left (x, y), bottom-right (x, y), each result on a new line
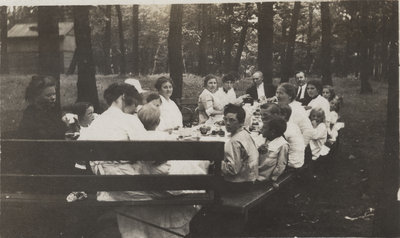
top-left (146, 93), bottom-right (162, 107)
top-left (327, 96), bottom-right (344, 145)
top-left (309, 108), bottom-right (328, 160)
top-left (322, 85), bottom-right (336, 102)
top-left (221, 104), bottom-right (259, 189)
top-left (260, 102), bottom-right (280, 122)
top-left (257, 116), bottom-right (289, 182)
top-left (279, 104), bottom-right (305, 168)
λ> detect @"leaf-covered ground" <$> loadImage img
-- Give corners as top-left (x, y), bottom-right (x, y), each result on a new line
top-left (0, 74), bottom-right (387, 236)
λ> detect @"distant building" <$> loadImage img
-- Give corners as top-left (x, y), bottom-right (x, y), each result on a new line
top-left (7, 22), bottom-right (75, 74)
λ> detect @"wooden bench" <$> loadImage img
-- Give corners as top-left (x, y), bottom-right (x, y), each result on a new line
top-left (1, 139), bottom-right (224, 236)
top-left (218, 166), bottom-right (308, 222)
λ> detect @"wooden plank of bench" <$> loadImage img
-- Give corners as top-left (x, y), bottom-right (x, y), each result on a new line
top-left (1, 174), bottom-right (222, 193)
top-left (1, 192), bottom-right (215, 208)
top-left (218, 170), bottom-right (301, 222)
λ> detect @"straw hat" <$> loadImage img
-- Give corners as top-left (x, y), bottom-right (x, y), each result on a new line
top-left (124, 78), bottom-right (147, 94)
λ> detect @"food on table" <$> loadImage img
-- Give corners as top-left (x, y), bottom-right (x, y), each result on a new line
top-left (218, 130), bottom-right (225, 137)
top-left (200, 126), bottom-right (211, 135)
top-left (214, 120), bottom-right (225, 126)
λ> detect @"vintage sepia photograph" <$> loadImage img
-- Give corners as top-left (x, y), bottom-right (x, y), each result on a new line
top-left (0, 1), bottom-right (398, 237)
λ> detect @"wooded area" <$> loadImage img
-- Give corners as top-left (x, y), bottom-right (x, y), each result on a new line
top-left (0, 2), bottom-right (398, 236)
top-left (1, 2), bottom-right (396, 87)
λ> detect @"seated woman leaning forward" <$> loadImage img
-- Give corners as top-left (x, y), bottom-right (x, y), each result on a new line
top-left (154, 76), bottom-right (183, 131)
top-left (81, 83), bottom-right (201, 238)
top-left (198, 74), bottom-right (224, 124)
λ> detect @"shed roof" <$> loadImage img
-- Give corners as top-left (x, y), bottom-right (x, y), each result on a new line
top-left (8, 22), bottom-right (74, 38)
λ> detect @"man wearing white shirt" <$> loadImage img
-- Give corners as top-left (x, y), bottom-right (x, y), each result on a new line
top-left (246, 71), bottom-right (266, 101)
top-left (79, 82), bottom-right (147, 141)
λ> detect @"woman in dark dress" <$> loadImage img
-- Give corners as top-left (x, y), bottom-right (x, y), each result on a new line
top-left (17, 75), bottom-right (70, 174)
top-left (14, 76), bottom-right (74, 237)
top-left (18, 75), bottom-right (67, 139)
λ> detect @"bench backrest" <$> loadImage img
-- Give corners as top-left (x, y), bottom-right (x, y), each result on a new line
top-left (1, 139), bottom-right (224, 202)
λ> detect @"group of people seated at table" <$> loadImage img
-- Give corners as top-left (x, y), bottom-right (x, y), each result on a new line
top-left (17, 71), bottom-right (342, 237)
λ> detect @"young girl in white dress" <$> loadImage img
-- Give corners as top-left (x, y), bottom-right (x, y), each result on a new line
top-left (308, 108), bottom-right (328, 160)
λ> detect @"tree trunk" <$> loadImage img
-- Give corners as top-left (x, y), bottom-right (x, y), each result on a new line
top-left (198, 4), bottom-right (209, 76)
top-left (306, 3), bottom-right (313, 74)
top-left (103, 5), bottom-right (112, 75)
top-left (359, 1), bottom-right (372, 93)
top-left (38, 6), bottom-right (61, 111)
top-left (374, 1), bottom-right (399, 236)
top-left (73, 6), bottom-right (99, 110)
top-left (380, 14), bottom-right (390, 81)
top-left (282, 2), bottom-right (301, 82)
top-left (257, 2), bottom-right (274, 97)
top-left (132, 5), bottom-right (139, 75)
top-left (168, 4), bottom-right (183, 101)
top-left (1, 6), bottom-right (9, 74)
top-left (152, 44), bottom-right (160, 75)
top-left (280, 17), bottom-right (288, 80)
top-left (320, 2), bottom-right (332, 85)
top-left (66, 48), bottom-right (77, 75)
top-left (233, 3), bottom-right (250, 73)
top-left (116, 5), bottom-right (126, 75)
top-left (222, 4), bottom-right (233, 74)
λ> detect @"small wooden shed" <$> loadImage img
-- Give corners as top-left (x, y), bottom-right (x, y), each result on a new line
top-left (7, 22), bottom-right (75, 74)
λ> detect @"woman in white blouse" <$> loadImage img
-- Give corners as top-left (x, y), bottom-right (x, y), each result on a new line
top-left (155, 76), bottom-right (183, 131)
top-left (305, 79), bottom-right (330, 122)
top-left (198, 74), bottom-right (224, 124)
top-left (276, 82), bottom-right (314, 146)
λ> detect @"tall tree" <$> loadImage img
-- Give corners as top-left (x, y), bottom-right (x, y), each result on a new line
top-left (73, 6), bottom-right (99, 110)
top-left (168, 4), bottom-right (183, 101)
top-left (306, 3), bottom-right (313, 73)
top-left (374, 1), bottom-right (399, 235)
top-left (233, 3), bottom-right (250, 72)
top-left (379, 13), bottom-right (390, 82)
top-left (281, 2), bottom-right (301, 82)
top-left (132, 5), bottom-right (139, 75)
top-left (359, 1), bottom-right (373, 93)
top-left (222, 4), bottom-right (233, 73)
top-left (257, 2), bottom-right (274, 97)
top-left (103, 5), bottom-right (112, 75)
top-left (198, 4), bottom-right (209, 76)
top-left (321, 2), bottom-right (332, 85)
top-left (38, 6), bottom-right (61, 110)
top-left (116, 5), bottom-right (126, 75)
top-left (1, 6), bottom-right (8, 74)
top-left (279, 7), bottom-right (289, 80)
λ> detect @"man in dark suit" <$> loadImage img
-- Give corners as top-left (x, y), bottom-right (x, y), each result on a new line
top-left (292, 71), bottom-right (311, 106)
top-left (246, 71), bottom-right (266, 102)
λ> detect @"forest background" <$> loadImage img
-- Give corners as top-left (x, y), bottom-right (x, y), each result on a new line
top-left (0, 1), bottom-right (398, 236)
